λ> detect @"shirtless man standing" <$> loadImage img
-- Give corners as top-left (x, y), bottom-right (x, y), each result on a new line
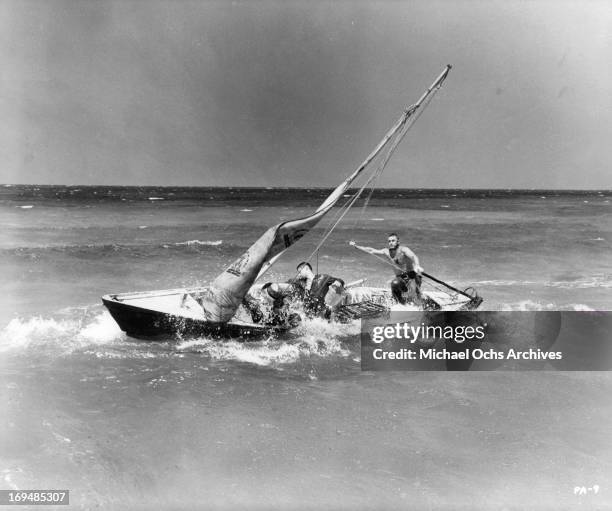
top-left (350, 233), bottom-right (423, 304)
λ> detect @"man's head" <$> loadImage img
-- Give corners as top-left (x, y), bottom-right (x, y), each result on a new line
top-left (262, 282), bottom-right (293, 299)
top-left (296, 261), bottom-right (314, 277)
top-left (387, 233), bottom-right (400, 250)
top-left (261, 282), bottom-right (275, 297)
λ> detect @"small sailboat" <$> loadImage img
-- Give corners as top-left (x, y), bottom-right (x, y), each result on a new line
top-left (103, 65), bottom-right (480, 339)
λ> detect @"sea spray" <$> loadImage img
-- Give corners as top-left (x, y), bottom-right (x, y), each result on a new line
top-left (174, 317), bottom-right (359, 367)
top-left (0, 311), bottom-right (124, 355)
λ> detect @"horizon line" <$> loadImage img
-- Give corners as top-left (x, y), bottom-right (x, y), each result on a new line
top-left (2, 183), bottom-right (611, 192)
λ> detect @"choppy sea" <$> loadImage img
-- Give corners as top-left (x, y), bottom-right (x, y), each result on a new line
top-left (1, 185), bottom-right (611, 509)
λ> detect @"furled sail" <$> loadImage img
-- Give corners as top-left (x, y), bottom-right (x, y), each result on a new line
top-left (199, 65), bottom-right (452, 322)
top-left (198, 198), bottom-right (351, 322)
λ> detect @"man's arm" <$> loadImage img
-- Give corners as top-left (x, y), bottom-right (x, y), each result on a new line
top-left (401, 246), bottom-right (424, 273)
top-left (348, 240), bottom-right (387, 255)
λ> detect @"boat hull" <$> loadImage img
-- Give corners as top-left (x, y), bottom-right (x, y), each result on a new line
top-left (102, 282), bottom-right (482, 340)
top-left (102, 292), bottom-right (287, 340)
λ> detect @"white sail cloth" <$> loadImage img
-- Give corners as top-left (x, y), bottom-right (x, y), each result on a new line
top-left (198, 185), bottom-right (349, 322)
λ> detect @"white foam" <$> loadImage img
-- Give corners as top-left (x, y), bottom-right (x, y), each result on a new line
top-left (0, 312), bottom-right (124, 354)
top-left (295, 316), bottom-right (360, 339)
top-left (176, 317), bottom-right (357, 367)
top-left (496, 300), bottom-right (597, 311)
top-left (497, 300), bottom-right (556, 311)
top-left (551, 277), bottom-right (612, 289)
top-left (148, 197), bottom-right (164, 200)
top-left (473, 277), bottom-right (612, 289)
top-left (240, 209), bottom-right (253, 212)
top-left (390, 303), bottom-right (422, 312)
top-left (571, 304), bottom-right (595, 311)
top-left (17, 205), bottom-right (34, 209)
top-left (174, 240), bottom-right (222, 246)
top-left (474, 279), bottom-right (532, 286)
top-left (1, 316), bottom-right (72, 352)
top-left (79, 313), bottom-right (124, 343)
top-left (176, 338), bottom-right (301, 366)
top-left (214, 340), bottom-right (304, 366)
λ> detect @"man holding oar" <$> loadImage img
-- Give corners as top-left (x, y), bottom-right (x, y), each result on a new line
top-left (349, 233), bottom-right (423, 305)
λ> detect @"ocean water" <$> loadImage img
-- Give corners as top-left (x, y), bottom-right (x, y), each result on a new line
top-left (1, 185), bottom-right (611, 509)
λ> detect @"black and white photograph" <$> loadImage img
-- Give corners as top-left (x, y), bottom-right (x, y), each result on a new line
top-left (1, 1), bottom-right (611, 509)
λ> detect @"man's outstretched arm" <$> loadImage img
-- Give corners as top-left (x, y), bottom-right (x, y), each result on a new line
top-left (348, 240), bottom-right (387, 255)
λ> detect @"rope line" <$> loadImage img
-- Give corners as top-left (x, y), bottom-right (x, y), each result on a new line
top-left (306, 82), bottom-right (443, 268)
top-left (276, 69), bottom-right (451, 284)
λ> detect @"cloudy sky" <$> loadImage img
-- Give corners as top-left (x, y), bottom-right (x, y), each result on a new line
top-left (1, 0), bottom-right (610, 188)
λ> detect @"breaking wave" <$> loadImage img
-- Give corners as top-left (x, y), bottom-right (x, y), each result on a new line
top-left (175, 317), bottom-right (359, 367)
top-left (473, 276), bottom-right (612, 289)
top-left (494, 300), bottom-right (596, 311)
top-left (171, 240), bottom-right (223, 247)
top-left (0, 311), bottom-right (125, 355)
top-left (1, 240), bottom-right (225, 257)
top-left (1, 309), bottom-right (360, 369)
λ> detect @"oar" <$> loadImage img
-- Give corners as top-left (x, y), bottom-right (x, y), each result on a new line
top-left (422, 272), bottom-right (474, 300)
top-left (345, 278), bottom-right (367, 289)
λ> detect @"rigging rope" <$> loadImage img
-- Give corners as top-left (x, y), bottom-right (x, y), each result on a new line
top-left (303, 136), bottom-right (402, 265)
top-left (304, 82), bottom-right (443, 269)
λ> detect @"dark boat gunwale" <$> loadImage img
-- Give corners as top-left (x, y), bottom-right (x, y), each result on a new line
top-left (102, 294), bottom-right (287, 341)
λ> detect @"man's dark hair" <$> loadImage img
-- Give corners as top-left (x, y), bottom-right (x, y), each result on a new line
top-left (296, 261), bottom-right (312, 271)
top-left (388, 233), bottom-right (399, 239)
top-left (262, 282), bottom-right (273, 291)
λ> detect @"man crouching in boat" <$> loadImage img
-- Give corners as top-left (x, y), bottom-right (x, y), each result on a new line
top-left (349, 233), bottom-right (423, 305)
top-left (292, 262), bottom-right (345, 319)
top-left (242, 262), bottom-right (346, 324)
top-left (242, 282), bottom-right (301, 327)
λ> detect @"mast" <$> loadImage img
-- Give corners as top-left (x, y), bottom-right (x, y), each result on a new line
top-left (317, 65), bottom-right (451, 215)
top-left (256, 65), bottom-right (452, 279)
top-left (199, 66), bottom-right (452, 322)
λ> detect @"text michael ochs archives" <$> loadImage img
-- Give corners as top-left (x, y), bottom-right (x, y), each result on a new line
top-left (369, 322), bottom-right (562, 362)
top-left (360, 312), bottom-right (612, 371)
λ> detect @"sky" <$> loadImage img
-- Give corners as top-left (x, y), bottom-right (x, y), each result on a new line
top-left (1, 0), bottom-right (611, 188)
